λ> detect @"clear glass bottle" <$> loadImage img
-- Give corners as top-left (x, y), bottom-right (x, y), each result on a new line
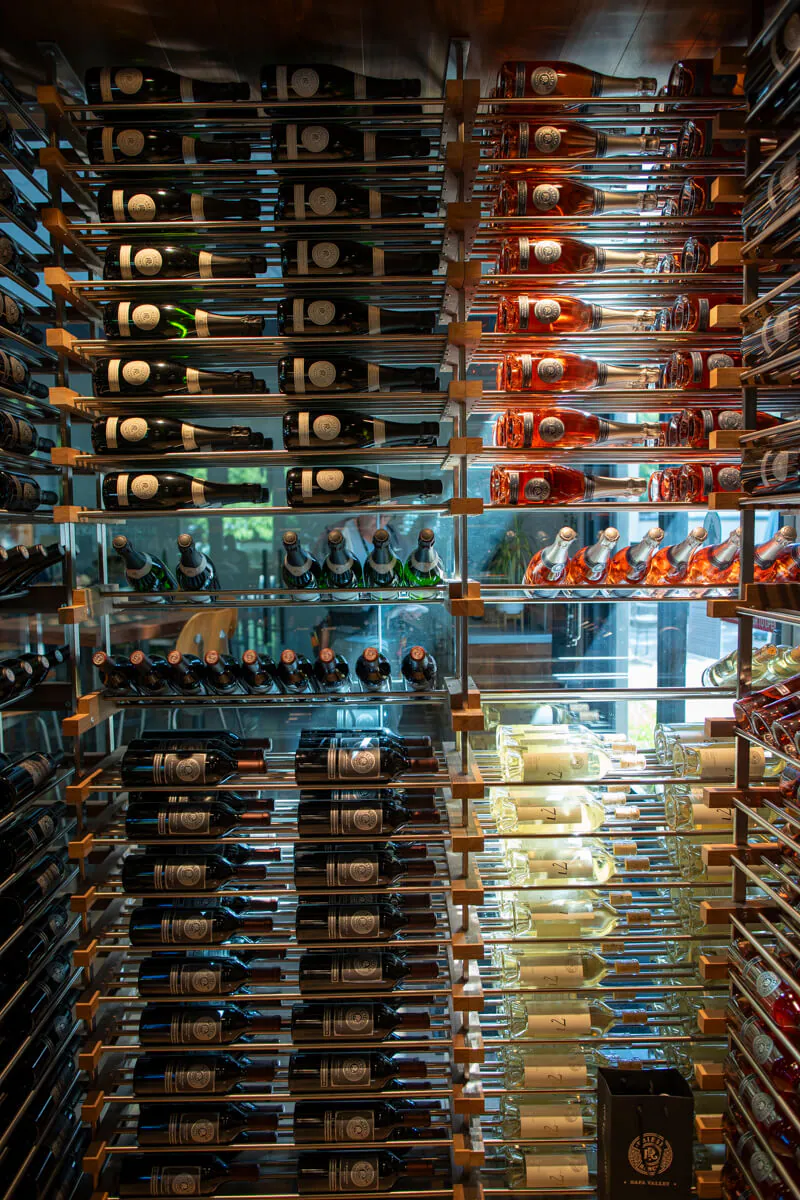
top-left (495, 888), bottom-right (635, 938)
top-left (505, 837), bottom-right (646, 885)
top-left (489, 786), bottom-right (638, 835)
top-left (502, 743), bottom-right (644, 783)
top-left (673, 739), bottom-right (780, 781)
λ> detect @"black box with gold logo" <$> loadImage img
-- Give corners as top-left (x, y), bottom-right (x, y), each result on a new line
top-left (597, 1067), bottom-right (694, 1199)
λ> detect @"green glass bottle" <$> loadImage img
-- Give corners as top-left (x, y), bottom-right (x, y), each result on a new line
top-left (363, 528), bottom-right (403, 594)
top-left (403, 528), bottom-right (443, 600)
top-left (112, 534), bottom-right (177, 596)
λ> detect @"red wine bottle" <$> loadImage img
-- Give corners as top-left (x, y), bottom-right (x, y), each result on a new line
top-left (129, 648), bottom-right (172, 695)
top-left (136, 1103), bottom-right (278, 1146)
top-left (133, 1053), bottom-right (276, 1096)
top-left (279, 355), bottom-right (438, 395)
top-left (240, 649), bottom-right (280, 694)
top-left (0, 239), bottom-right (40, 292)
top-left (129, 904), bottom-right (274, 947)
top-left (296, 1150), bottom-right (440, 1193)
top-left (283, 408), bottom-right (439, 449)
top-left (121, 851), bottom-right (279, 894)
top-left (120, 745), bottom-right (265, 787)
top-left (104, 243), bottom-right (267, 281)
top-left (297, 795), bottom-right (438, 838)
top-left (92, 357), bottom-right (263, 396)
top-left (118, 1157), bottom-right (260, 1197)
top-left (293, 1098), bottom-right (433, 1143)
top-left (125, 798), bottom-right (271, 839)
top-left (355, 647), bottom-right (393, 691)
top-left (296, 901), bottom-right (437, 943)
top-left (0, 804), bottom-right (65, 876)
top-left (139, 1003), bottom-right (281, 1045)
top-left (276, 182), bottom-right (438, 220)
top-left (276, 648), bottom-right (317, 693)
top-left (290, 1002), bottom-right (430, 1043)
top-left (0, 543), bottom-right (64, 594)
top-left (271, 123), bottom-right (429, 161)
top-left (294, 849), bottom-right (435, 889)
top-left (401, 646), bottom-right (437, 691)
top-left (287, 1050), bottom-right (427, 1093)
top-left (0, 471), bottom-right (58, 512)
top-left (298, 951), bottom-right (439, 993)
top-left (137, 954), bottom-right (282, 996)
top-left (204, 650), bottom-right (247, 695)
top-left (87, 126), bottom-right (252, 165)
top-left (278, 297), bottom-right (436, 336)
top-left (0, 853), bottom-right (66, 934)
top-left (103, 471), bottom-right (269, 512)
top-left (0, 411), bottom-right (53, 456)
top-left (295, 735), bottom-right (437, 784)
top-left (313, 648), bottom-right (350, 693)
top-left (0, 752), bottom-right (60, 810)
top-left (286, 468), bottom-right (442, 509)
top-left (97, 184), bottom-right (260, 224)
top-left (281, 239), bottom-right (440, 278)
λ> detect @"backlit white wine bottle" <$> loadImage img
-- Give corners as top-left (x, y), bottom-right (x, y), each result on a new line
top-left (489, 786), bottom-right (639, 835)
top-left (487, 1096), bottom-right (597, 1141)
top-left (503, 743), bottom-right (644, 782)
top-left (495, 1043), bottom-right (693, 1090)
top-left (504, 997), bottom-right (651, 1038)
top-left (505, 837), bottom-right (647, 885)
top-left (496, 888), bottom-right (641, 937)
top-left (494, 948), bottom-right (646, 989)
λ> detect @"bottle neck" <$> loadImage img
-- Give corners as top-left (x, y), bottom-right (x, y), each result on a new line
top-left (542, 537), bottom-right (573, 568)
top-left (599, 133), bottom-right (658, 156)
top-left (596, 306), bottom-right (657, 329)
top-left (583, 536), bottom-right (617, 569)
top-left (602, 418), bottom-right (658, 444)
top-left (597, 73), bottom-right (656, 96)
top-left (602, 364), bottom-right (660, 388)
top-left (755, 535), bottom-right (794, 566)
top-left (669, 535), bottom-right (704, 567)
top-left (627, 533), bottom-right (662, 567)
top-left (597, 247), bottom-right (659, 271)
top-left (708, 535), bottom-right (740, 569)
top-left (586, 475), bottom-right (645, 500)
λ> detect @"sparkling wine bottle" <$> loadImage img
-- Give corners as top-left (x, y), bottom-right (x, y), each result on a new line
top-left (297, 951), bottom-right (439, 993)
top-left (278, 356), bottom-right (438, 395)
top-left (104, 243), bottom-right (267, 281)
top-left (566, 529), bottom-right (620, 586)
top-left (271, 122), bottom-right (429, 161)
top-left (0, 411), bottom-right (53, 456)
top-left (103, 299), bottom-right (265, 339)
top-left (283, 408), bottom-right (439, 449)
top-left (175, 533), bottom-right (220, 595)
top-left (278, 297), bottom-right (437, 336)
top-left (756, 526), bottom-right (798, 582)
top-left (240, 650), bottom-right (280, 695)
top-left (678, 463), bottom-right (742, 501)
top-left (91, 414), bottom-right (263, 453)
top-left (85, 65), bottom-right (250, 104)
top-left (129, 904), bottom-right (275, 947)
top-left (97, 184), bottom-right (260, 224)
top-left (281, 531), bottom-right (322, 600)
top-left (87, 126), bottom-right (251, 165)
top-left (685, 527), bottom-right (740, 586)
top-left (499, 122), bottom-right (660, 159)
top-left (496, 60), bottom-right (656, 101)
top-left (497, 409), bottom-right (659, 449)
top-left (276, 181), bottom-right (438, 220)
top-left (499, 351), bottom-right (658, 392)
top-left (112, 533), bottom-right (177, 593)
top-left (605, 528), bottom-right (664, 586)
top-left (645, 527), bottom-right (708, 587)
top-left (662, 349), bottom-right (741, 389)
top-left (0, 471), bottom-right (57, 513)
top-left (92, 357), bottom-right (263, 397)
top-left (286, 468), bottom-right (442, 508)
top-left (103, 471), bottom-right (268, 511)
top-left (523, 527), bottom-right (576, 589)
top-left (668, 291), bottom-right (742, 332)
top-left (319, 529), bottom-right (363, 597)
top-left (498, 235), bottom-right (660, 275)
top-left (363, 530), bottom-right (403, 591)
top-left (403, 528), bottom-right (444, 598)
top-left (261, 65), bottom-right (421, 102)
top-left (281, 239), bottom-right (440, 278)
top-left (490, 465), bottom-right (645, 506)
top-left (495, 294), bottom-right (657, 333)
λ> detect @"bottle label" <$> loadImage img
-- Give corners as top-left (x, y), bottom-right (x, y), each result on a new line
top-left (527, 1009), bottom-right (592, 1035)
top-left (171, 1013), bottom-right (222, 1043)
top-left (329, 747), bottom-right (381, 779)
top-left (533, 239), bottom-right (562, 265)
top-left (312, 241), bottom-right (341, 269)
top-left (336, 953), bottom-right (384, 984)
top-left (157, 862), bottom-right (209, 891)
top-left (321, 1054), bottom-right (372, 1087)
top-left (328, 855), bottom-right (379, 886)
top-left (520, 1107), bottom-right (585, 1138)
top-left (165, 1063), bottom-right (215, 1093)
top-left (190, 195), bottom-right (205, 221)
top-left (170, 1115), bottom-right (220, 1145)
top-left (115, 128), bottom-right (145, 157)
top-left (334, 908), bottom-right (380, 938)
top-left (527, 852), bottom-right (593, 878)
top-left (327, 1110), bottom-right (375, 1142)
top-left (308, 360), bottom-right (337, 388)
top-left (534, 125), bottom-right (561, 153)
top-left (308, 299), bottom-right (337, 325)
top-left (132, 247), bottom-right (163, 276)
top-left (537, 417), bottom-right (567, 444)
top-left (717, 411), bottom-right (744, 430)
top-left (525, 1152), bottom-right (589, 1189)
top-left (151, 753), bottom-right (209, 786)
top-left (132, 304), bottom-right (160, 331)
top-left (537, 358), bottom-right (565, 383)
top-left (34, 860), bottom-right (62, 895)
top-left (515, 802), bottom-right (582, 823)
top-left (159, 809), bottom-right (211, 834)
top-left (331, 805), bottom-right (383, 835)
top-left (313, 468), bottom-right (345, 494)
top-left (323, 1004), bottom-right (375, 1037)
top-left (164, 917), bottom-right (214, 943)
top-left (170, 965), bottom-right (221, 993)
top-left (707, 352), bottom-right (735, 370)
top-left (291, 67), bottom-right (321, 96)
top-left (743, 960), bottom-right (781, 999)
top-left (1, 294), bottom-right (20, 325)
top-left (181, 423), bottom-right (199, 450)
top-left (309, 186), bottom-right (337, 215)
top-left (530, 66), bottom-right (559, 94)
top-left (372, 247), bottom-right (385, 276)
top-left (717, 466), bottom-right (741, 490)
top-left (121, 360), bottom-right (151, 386)
top-left (533, 298), bottom-right (561, 324)
top-left (517, 236), bottom-right (530, 270)
top-left (28, 812), bottom-right (56, 844)
top-left (520, 958), bottom-right (584, 986)
top-left (114, 67), bottom-right (144, 94)
top-left (524, 1057), bottom-right (588, 1088)
top-left (301, 124), bottom-right (330, 154)
top-left (18, 756), bottom-right (53, 788)
top-left (329, 1157), bottom-right (379, 1191)
top-left (119, 416), bottom-right (148, 442)
top-left (126, 192), bottom-right (157, 221)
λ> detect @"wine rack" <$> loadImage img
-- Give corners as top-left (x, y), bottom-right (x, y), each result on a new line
top-left (0, 67), bottom-right (86, 1200)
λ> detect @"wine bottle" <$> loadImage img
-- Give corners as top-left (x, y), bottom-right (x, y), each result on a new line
top-left (566, 528), bottom-right (620, 586)
top-left (120, 745), bottom-right (265, 787)
top-left (646, 527), bottom-right (708, 587)
top-left (92, 357), bottom-right (264, 397)
top-left (137, 1103), bottom-right (277, 1147)
top-left (356, 647), bottom-right (393, 691)
top-left (496, 294), bottom-right (656, 334)
top-left (129, 905), bottom-right (274, 947)
top-left (174, 533), bottom-right (220, 596)
top-left (293, 1099), bottom-right (432, 1143)
top-left (496, 59), bottom-right (656, 100)
top-left (129, 649), bottom-right (172, 696)
top-left (296, 902), bottom-right (437, 943)
top-left (0, 752), bottom-right (60, 810)
top-left (663, 349), bottom-right (742, 390)
top-left (363, 531), bottom-right (403, 594)
top-left (104, 243), bottom-right (267, 281)
top-left (497, 409), bottom-right (659, 449)
top-left (499, 121), bottom-right (660, 159)
top-left (279, 355), bottom-right (438, 395)
top-left (281, 531), bottom-right (322, 599)
top-left (297, 795), bottom-right (439, 838)
top-left (202, 650), bottom-right (246, 695)
top-left (240, 650), bottom-right (280, 694)
top-left (278, 297), bottom-right (436, 337)
top-left (294, 848), bottom-right (435, 890)
top-left (86, 65), bottom-right (250, 104)
top-left (103, 471), bottom-right (269, 511)
top-left (499, 234), bottom-right (660, 275)
top-left (0, 173), bottom-right (39, 234)
top-left (104, 300), bottom-right (265, 341)
top-left (678, 463), bottom-right (742, 502)
top-left (125, 798), bottom-right (271, 839)
top-left (271, 123), bottom-right (428, 162)
top-left (137, 954), bottom-right (281, 996)
top-left (496, 175), bottom-right (660, 214)
top-left (500, 351), bottom-right (658, 393)
top-left (130, 731), bottom-right (265, 751)
top-left (0, 543), bottom-right (64, 595)
top-left (261, 65), bottom-right (421, 102)
top-left (121, 850), bottom-right (279, 895)
top-left (0, 652), bottom-right (34, 702)
top-left (276, 181), bottom-right (438, 220)
top-left (133, 1053), bottom-right (276, 1097)
top-left (0, 471), bottom-right (57, 513)
top-left (97, 184), bottom-right (260, 224)
top-left (0, 853), bottom-right (66, 934)
top-left (291, 1005), bottom-right (430, 1049)
top-left (139, 1003), bottom-right (281, 1045)
top-left (295, 736), bottom-right (437, 784)
top-left (403, 528), bottom-right (444, 599)
top-left (0, 804), bottom-right (65, 876)
top-left (313, 648), bottom-right (350, 692)
top-left (605, 528), bottom-right (665, 586)
top-left (111, 535), bottom-right (177, 597)
top-left (92, 651), bottom-right (137, 694)
top-left (298, 951), bottom-right (439, 993)
top-left (669, 291), bottom-right (742, 332)
top-left (686, 528), bottom-right (741, 586)
top-left (277, 648), bottom-right (317, 693)
top-left (287, 1050), bottom-right (427, 1093)
top-left (283, 408), bottom-right (439, 449)
top-left (490, 464), bottom-right (645, 506)
top-left (319, 529), bottom-right (363, 597)
top-left (401, 646), bottom-right (437, 691)
top-left (93, 416), bottom-right (263, 457)
top-left (87, 127), bottom-right (251, 165)
top-left (523, 527), bottom-right (576, 590)
top-left (0, 350), bottom-right (49, 400)
top-left (0, 411), bottom-right (53, 456)
top-left (299, 731), bottom-right (432, 752)
top-left (759, 527), bottom-right (800, 582)
top-left (287, 467), bottom-right (442, 509)
top-left (281, 239), bottom-right (440, 278)
top-left (0, 238), bottom-right (40, 291)
top-left (1, 899), bottom-right (71, 998)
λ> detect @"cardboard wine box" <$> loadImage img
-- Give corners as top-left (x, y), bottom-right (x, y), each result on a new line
top-left (598, 1067), bottom-right (694, 1200)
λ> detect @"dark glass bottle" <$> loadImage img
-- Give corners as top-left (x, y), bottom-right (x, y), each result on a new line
top-left (91, 414), bottom-right (263, 453)
top-left (0, 543), bottom-right (64, 593)
top-left (319, 529), bottom-right (363, 596)
top-left (103, 471), bottom-right (269, 512)
top-left (0, 411), bottom-right (53, 456)
top-left (290, 1002), bottom-right (430, 1042)
top-left (104, 299), bottom-right (264, 340)
top-left (118, 1157), bottom-right (259, 1197)
top-left (355, 647), bottom-right (393, 691)
top-left (137, 954), bottom-right (281, 997)
top-left (276, 182), bottom-right (438, 221)
top-left (293, 1099), bottom-right (432, 1143)
top-left (132, 1053), bottom-right (276, 1096)
top-left (0, 652), bottom-right (33, 701)
top-left (295, 901), bottom-right (437, 942)
top-left (129, 649), bottom-right (172, 696)
top-left (298, 731), bottom-right (433, 753)
top-left (0, 804), bottom-right (65, 876)
top-left (279, 355), bottom-right (438, 395)
top-left (296, 1150), bottom-right (439, 1193)
top-left (0, 238), bottom-right (40, 291)
top-left (261, 65), bottom-right (421, 102)
top-left (278, 297), bottom-right (437, 337)
top-left (121, 851), bottom-right (277, 894)
top-left (129, 905), bottom-right (274, 947)
top-left (240, 649), bottom-right (280, 694)
top-left (18, 644), bottom-right (69, 687)
top-left (0, 173), bottom-right (39, 233)
top-left (297, 795), bottom-right (439, 838)
top-left (286, 468), bottom-right (442, 509)
top-left (401, 646), bottom-right (437, 691)
top-left (271, 123), bottom-right (428, 161)
top-left (0, 899), bottom-right (71, 1000)
top-left (164, 650), bottom-right (207, 695)
top-left (295, 736), bottom-right (438, 784)
top-left (313, 648), bottom-right (350, 692)
top-left (294, 848), bottom-right (436, 890)
top-left (404, 529), bottom-right (443, 596)
top-left (97, 184), bottom-right (260, 225)
top-left (104, 243), bottom-right (267, 281)
top-left (283, 408), bottom-right (439, 450)
top-left (277, 649), bottom-right (317, 693)
top-left (87, 127), bottom-right (251, 165)
top-left (0, 752), bottom-right (60, 810)
top-left (92, 651), bottom-right (137, 695)
top-left (0, 853), bottom-right (66, 934)
top-left (281, 239), bottom-right (440, 278)
top-left (92, 357), bottom-right (263, 397)
top-left (119, 745), bottom-right (265, 787)
top-left (86, 66), bottom-right (250, 105)
top-left (281, 530), bottom-right (322, 598)
top-left (139, 1003), bottom-right (281, 1045)
top-left (112, 533), bottom-right (177, 594)
top-left (363, 530), bottom-right (404, 594)
top-left (204, 650), bottom-right (247, 695)
top-left (298, 951), bottom-right (439, 993)
top-left (287, 1050), bottom-right (427, 1093)
top-left (137, 1103), bottom-right (278, 1146)
top-left (0, 471), bottom-right (58, 513)
top-left (125, 798), bottom-right (271, 840)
